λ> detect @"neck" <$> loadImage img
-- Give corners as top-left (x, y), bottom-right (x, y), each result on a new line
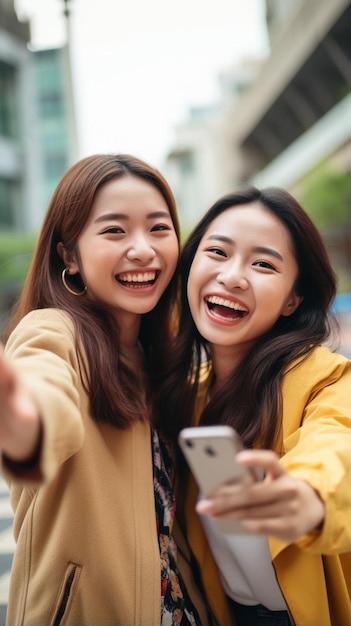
top-left (210, 343), bottom-right (249, 390)
top-left (114, 311), bottom-right (141, 348)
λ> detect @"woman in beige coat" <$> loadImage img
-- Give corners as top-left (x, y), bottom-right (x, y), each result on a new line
top-left (0, 154), bottom-right (211, 626)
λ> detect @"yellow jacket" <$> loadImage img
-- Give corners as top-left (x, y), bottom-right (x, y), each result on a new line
top-left (3, 309), bottom-right (212, 626)
top-left (182, 346), bottom-right (351, 626)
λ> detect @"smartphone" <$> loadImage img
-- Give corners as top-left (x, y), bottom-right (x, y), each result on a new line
top-left (178, 425), bottom-right (261, 534)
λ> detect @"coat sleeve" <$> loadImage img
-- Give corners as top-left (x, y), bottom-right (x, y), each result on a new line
top-left (2, 309), bottom-right (85, 485)
top-left (281, 348), bottom-right (351, 555)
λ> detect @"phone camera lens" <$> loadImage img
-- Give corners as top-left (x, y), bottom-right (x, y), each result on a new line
top-left (185, 440), bottom-right (194, 448)
top-left (205, 446), bottom-right (216, 456)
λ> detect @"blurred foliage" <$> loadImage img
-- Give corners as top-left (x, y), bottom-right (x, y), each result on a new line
top-left (298, 166), bottom-right (351, 233)
top-left (297, 164), bottom-right (351, 294)
top-left (0, 232), bottom-right (37, 335)
top-left (0, 231), bottom-right (37, 290)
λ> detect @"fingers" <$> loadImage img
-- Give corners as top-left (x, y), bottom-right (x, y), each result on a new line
top-left (0, 347), bottom-right (16, 396)
top-left (0, 352), bottom-right (26, 418)
top-left (196, 475), bottom-right (290, 517)
top-left (0, 350), bottom-right (41, 461)
top-left (237, 482), bottom-right (324, 541)
top-left (0, 349), bottom-right (36, 420)
top-left (196, 470), bottom-right (326, 543)
top-left (196, 450), bottom-right (288, 516)
top-left (236, 449), bottom-right (286, 480)
top-left (199, 480), bottom-right (299, 520)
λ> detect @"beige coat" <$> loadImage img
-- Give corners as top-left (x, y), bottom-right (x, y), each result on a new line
top-left (2, 309), bottom-right (210, 626)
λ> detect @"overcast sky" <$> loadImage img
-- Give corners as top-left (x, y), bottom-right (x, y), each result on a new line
top-left (15, 0), bottom-right (269, 168)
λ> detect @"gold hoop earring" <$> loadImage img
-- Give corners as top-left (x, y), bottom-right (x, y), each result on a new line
top-left (62, 268), bottom-right (87, 296)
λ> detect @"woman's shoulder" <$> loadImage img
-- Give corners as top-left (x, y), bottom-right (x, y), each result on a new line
top-left (11, 308), bottom-right (74, 334)
top-left (286, 345), bottom-right (350, 386)
top-left (6, 308), bottom-right (76, 355)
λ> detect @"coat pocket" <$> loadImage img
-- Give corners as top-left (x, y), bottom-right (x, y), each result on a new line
top-left (51, 561), bottom-right (82, 626)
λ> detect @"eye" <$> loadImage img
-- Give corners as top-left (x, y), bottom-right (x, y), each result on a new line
top-left (102, 226), bottom-right (125, 234)
top-left (205, 246), bottom-right (227, 257)
top-left (150, 223), bottom-right (172, 232)
top-left (253, 260), bottom-right (276, 270)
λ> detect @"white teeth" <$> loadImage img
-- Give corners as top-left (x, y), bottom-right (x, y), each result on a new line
top-left (119, 271), bottom-right (156, 282)
top-left (206, 296), bottom-right (247, 311)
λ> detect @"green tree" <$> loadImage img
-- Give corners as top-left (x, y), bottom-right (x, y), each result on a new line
top-left (298, 166), bottom-right (351, 233)
top-left (298, 166), bottom-right (351, 293)
top-left (0, 232), bottom-right (37, 331)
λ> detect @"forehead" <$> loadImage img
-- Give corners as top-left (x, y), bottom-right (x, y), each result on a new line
top-left (199, 202), bottom-right (297, 262)
top-left (204, 203), bottom-right (288, 239)
top-left (92, 175), bottom-right (167, 209)
top-left (79, 175), bottom-right (173, 234)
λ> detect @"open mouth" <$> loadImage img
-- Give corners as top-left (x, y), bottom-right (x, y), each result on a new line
top-left (205, 295), bottom-right (248, 320)
top-left (116, 270), bottom-right (159, 288)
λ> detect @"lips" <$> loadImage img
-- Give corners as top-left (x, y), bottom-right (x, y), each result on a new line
top-left (116, 270), bottom-right (159, 287)
top-left (205, 295), bottom-right (249, 320)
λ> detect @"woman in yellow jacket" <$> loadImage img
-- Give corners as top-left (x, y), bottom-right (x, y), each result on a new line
top-left (157, 186), bottom-right (351, 626)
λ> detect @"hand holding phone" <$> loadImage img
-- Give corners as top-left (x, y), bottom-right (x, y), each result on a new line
top-left (178, 425), bottom-right (262, 534)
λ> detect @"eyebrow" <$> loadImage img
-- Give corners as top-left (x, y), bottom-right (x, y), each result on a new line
top-left (254, 246), bottom-right (284, 262)
top-left (206, 234), bottom-right (284, 262)
top-left (94, 210), bottom-right (171, 224)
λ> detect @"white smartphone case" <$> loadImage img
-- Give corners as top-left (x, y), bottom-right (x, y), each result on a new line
top-left (178, 425), bottom-right (259, 534)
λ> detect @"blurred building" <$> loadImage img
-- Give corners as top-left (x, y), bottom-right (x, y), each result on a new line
top-left (33, 47), bottom-right (77, 212)
top-left (228, 0), bottom-right (351, 293)
top-left (0, 0), bottom-right (78, 232)
top-left (237, 0), bottom-right (351, 191)
top-left (165, 0), bottom-right (351, 266)
top-left (0, 1), bottom-right (78, 332)
top-left (165, 59), bottom-right (263, 230)
top-left (0, 0), bottom-right (41, 231)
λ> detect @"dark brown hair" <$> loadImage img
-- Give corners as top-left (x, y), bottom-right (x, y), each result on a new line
top-left (156, 186), bottom-right (337, 449)
top-left (7, 154), bottom-right (180, 428)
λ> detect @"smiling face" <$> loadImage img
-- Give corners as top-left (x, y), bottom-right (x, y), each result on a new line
top-left (187, 202), bottom-right (302, 366)
top-left (60, 175), bottom-right (179, 334)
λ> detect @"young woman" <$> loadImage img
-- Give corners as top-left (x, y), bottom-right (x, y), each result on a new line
top-left (0, 154), bottom-right (211, 626)
top-left (157, 187), bottom-right (351, 626)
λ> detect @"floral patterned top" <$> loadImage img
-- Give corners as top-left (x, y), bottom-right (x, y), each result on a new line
top-left (152, 429), bottom-right (198, 625)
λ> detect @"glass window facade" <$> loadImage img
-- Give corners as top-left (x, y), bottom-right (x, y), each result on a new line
top-left (0, 60), bottom-right (18, 139)
top-left (0, 177), bottom-right (17, 228)
top-left (33, 49), bottom-right (71, 206)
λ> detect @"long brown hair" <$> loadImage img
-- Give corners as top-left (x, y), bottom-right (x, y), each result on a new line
top-left (156, 186), bottom-right (338, 448)
top-left (7, 154), bottom-right (180, 428)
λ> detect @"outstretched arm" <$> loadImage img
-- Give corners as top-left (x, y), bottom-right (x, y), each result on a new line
top-left (0, 344), bottom-right (41, 464)
top-left (196, 449), bottom-right (325, 544)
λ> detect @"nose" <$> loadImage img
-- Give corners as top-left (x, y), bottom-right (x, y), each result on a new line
top-left (216, 262), bottom-right (249, 290)
top-left (126, 234), bottom-right (156, 263)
